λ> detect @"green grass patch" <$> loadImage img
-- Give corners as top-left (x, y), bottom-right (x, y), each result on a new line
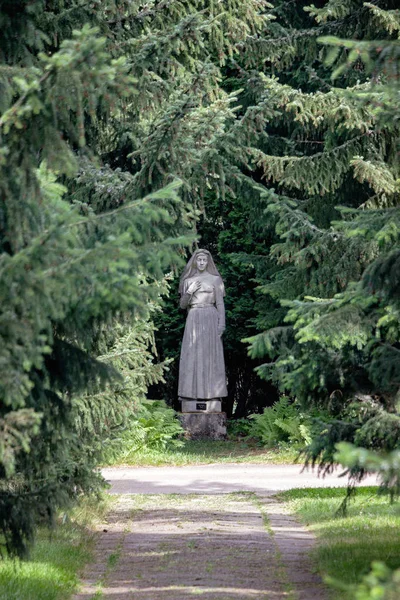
top-left (0, 494), bottom-right (114, 600)
top-left (107, 439), bottom-right (298, 466)
top-left (277, 487), bottom-right (400, 599)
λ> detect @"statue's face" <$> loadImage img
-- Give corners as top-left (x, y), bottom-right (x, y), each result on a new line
top-left (196, 253), bottom-right (208, 272)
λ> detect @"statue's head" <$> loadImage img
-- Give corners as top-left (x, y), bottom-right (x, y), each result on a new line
top-left (179, 248), bottom-right (222, 293)
top-left (195, 251), bottom-right (209, 273)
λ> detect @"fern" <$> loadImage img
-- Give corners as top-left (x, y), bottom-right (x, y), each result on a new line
top-left (138, 400), bottom-right (185, 451)
top-left (103, 400), bottom-right (184, 463)
top-left (250, 396), bottom-right (312, 447)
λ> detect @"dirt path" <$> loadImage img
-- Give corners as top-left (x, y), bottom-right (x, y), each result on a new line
top-left (73, 492), bottom-right (328, 600)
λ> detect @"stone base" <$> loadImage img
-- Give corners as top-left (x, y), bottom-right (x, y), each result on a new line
top-left (181, 399), bottom-right (222, 413)
top-left (179, 412), bottom-right (227, 440)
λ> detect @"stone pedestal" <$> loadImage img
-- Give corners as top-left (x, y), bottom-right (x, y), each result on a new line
top-left (179, 412), bottom-right (227, 441)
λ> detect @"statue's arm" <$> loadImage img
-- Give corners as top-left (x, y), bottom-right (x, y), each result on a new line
top-left (215, 278), bottom-right (226, 335)
top-left (180, 279), bottom-right (202, 308)
top-left (180, 279), bottom-right (192, 309)
top-left (180, 291), bottom-right (191, 309)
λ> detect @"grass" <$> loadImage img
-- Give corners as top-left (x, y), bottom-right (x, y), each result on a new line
top-left (107, 439), bottom-right (298, 466)
top-left (0, 494), bottom-right (115, 600)
top-left (277, 486), bottom-right (400, 599)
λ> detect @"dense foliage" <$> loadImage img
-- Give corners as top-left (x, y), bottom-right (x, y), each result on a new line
top-left (0, 0), bottom-right (269, 556)
top-left (155, 0), bottom-right (400, 438)
top-left (249, 396), bottom-right (313, 447)
top-left (1, 0), bottom-right (399, 559)
top-left (242, 0), bottom-right (400, 489)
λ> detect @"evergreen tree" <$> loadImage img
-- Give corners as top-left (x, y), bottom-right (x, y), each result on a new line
top-left (241, 1), bottom-right (400, 488)
top-left (150, 0), bottom-right (399, 418)
top-left (0, 0), bottom-right (268, 556)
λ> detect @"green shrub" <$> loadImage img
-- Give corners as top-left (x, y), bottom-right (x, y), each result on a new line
top-left (104, 400), bottom-right (184, 463)
top-left (137, 400), bottom-right (185, 450)
top-left (343, 562), bottom-right (400, 600)
top-left (249, 396), bottom-right (312, 447)
top-left (227, 418), bottom-right (253, 439)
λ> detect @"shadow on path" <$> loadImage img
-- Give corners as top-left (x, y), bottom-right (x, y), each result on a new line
top-left (74, 493), bottom-right (328, 600)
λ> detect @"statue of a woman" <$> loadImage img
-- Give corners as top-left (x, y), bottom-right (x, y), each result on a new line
top-left (178, 249), bottom-right (228, 401)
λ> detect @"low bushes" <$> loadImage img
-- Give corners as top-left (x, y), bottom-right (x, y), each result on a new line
top-left (248, 396), bottom-right (313, 447)
top-left (103, 400), bottom-right (184, 464)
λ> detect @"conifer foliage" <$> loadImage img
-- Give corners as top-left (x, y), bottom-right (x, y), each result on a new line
top-left (0, 0), bottom-right (268, 556)
top-left (242, 0), bottom-right (400, 487)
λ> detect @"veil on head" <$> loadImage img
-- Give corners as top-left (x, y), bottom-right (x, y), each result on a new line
top-left (179, 249), bottom-right (222, 294)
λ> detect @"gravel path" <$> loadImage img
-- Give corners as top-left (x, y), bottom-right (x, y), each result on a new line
top-left (73, 493), bottom-right (327, 600)
top-left (73, 464), bottom-right (376, 599)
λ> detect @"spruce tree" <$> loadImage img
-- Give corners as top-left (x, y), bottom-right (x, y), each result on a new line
top-left (0, 0), bottom-right (268, 556)
top-left (0, 25), bottom-right (191, 556)
top-left (240, 1), bottom-right (400, 488)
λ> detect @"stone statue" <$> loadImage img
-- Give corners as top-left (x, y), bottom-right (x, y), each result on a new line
top-left (178, 249), bottom-right (228, 401)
